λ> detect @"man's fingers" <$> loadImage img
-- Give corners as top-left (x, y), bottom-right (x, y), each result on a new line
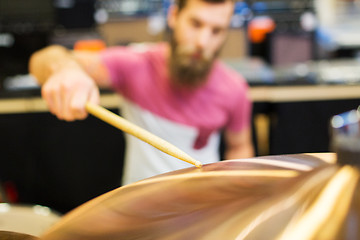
top-left (61, 81), bottom-right (77, 121)
top-left (41, 86), bottom-right (54, 115)
top-left (67, 83), bottom-right (100, 120)
top-left (42, 81), bottom-right (63, 119)
top-left (41, 68), bottom-right (99, 121)
top-left (70, 92), bottom-right (89, 120)
top-left (88, 87), bottom-right (101, 106)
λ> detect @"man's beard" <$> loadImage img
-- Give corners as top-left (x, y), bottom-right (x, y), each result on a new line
top-left (168, 34), bottom-right (221, 88)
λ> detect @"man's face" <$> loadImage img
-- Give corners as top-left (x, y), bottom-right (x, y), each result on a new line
top-left (168, 0), bottom-right (234, 87)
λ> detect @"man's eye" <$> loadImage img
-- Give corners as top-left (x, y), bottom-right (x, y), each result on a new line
top-left (192, 20), bottom-right (202, 28)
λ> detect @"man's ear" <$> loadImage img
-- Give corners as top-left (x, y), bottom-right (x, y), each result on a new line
top-left (167, 5), bottom-right (179, 30)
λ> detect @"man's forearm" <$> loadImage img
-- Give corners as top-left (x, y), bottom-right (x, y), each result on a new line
top-left (223, 127), bottom-right (255, 160)
top-left (29, 45), bottom-right (111, 88)
top-left (224, 144), bottom-right (254, 160)
top-left (29, 45), bottom-right (78, 85)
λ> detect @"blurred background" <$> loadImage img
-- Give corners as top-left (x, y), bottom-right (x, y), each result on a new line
top-left (1, 0), bottom-right (360, 214)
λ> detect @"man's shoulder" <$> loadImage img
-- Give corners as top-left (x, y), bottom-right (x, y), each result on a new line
top-left (101, 42), bottom-right (167, 71)
top-left (212, 61), bottom-right (248, 89)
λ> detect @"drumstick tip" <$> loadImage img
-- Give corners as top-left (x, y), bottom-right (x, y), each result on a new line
top-left (195, 161), bottom-right (203, 168)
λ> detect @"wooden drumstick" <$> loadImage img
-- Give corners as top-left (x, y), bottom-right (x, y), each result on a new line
top-left (85, 102), bottom-right (202, 168)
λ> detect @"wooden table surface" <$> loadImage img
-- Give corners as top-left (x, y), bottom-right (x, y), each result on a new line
top-left (1, 84), bottom-right (360, 114)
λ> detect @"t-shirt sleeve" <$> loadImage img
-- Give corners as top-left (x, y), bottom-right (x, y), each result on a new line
top-left (226, 79), bottom-right (252, 133)
top-left (100, 46), bottom-right (145, 93)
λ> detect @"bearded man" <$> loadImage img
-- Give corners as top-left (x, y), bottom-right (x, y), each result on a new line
top-left (29, 0), bottom-right (254, 185)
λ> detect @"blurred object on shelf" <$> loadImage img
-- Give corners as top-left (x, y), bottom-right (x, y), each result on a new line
top-left (224, 57), bottom-right (275, 85)
top-left (315, 0), bottom-right (360, 28)
top-left (225, 57), bottom-right (360, 86)
top-left (330, 106), bottom-right (360, 166)
top-left (248, 16), bottom-right (276, 44)
top-left (50, 29), bottom-right (102, 49)
top-left (247, 16), bottom-right (275, 64)
top-left (270, 32), bottom-right (314, 67)
top-left (315, 0), bottom-right (360, 58)
top-left (245, 0), bottom-right (316, 66)
top-left (73, 39), bottom-right (106, 51)
top-left (231, 1), bottom-right (252, 28)
top-left (3, 74), bottom-right (39, 91)
top-left (316, 59), bottom-right (360, 84)
top-left (273, 58), bottom-right (360, 85)
top-left (94, 0), bottom-right (164, 20)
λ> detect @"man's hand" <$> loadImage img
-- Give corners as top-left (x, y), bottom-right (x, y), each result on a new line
top-left (29, 45), bottom-right (106, 121)
top-left (41, 61), bottom-right (100, 121)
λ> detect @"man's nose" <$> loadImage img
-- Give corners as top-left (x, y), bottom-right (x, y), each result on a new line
top-left (195, 28), bottom-right (212, 49)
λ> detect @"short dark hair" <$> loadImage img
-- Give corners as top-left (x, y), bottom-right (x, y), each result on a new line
top-left (177, 0), bottom-right (235, 11)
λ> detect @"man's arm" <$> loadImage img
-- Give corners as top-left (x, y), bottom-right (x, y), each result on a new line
top-left (29, 45), bottom-right (111, 121)
top-left (223, 127), bottom-right (255, 160)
